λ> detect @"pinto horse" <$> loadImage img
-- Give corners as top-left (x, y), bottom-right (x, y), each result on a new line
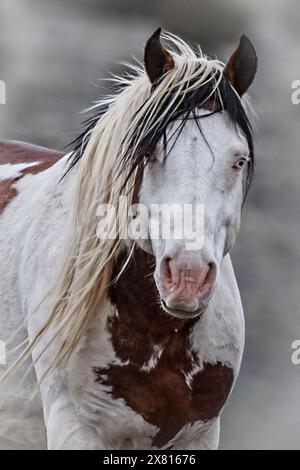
top-left (0, 30), bottom-right (257, 450)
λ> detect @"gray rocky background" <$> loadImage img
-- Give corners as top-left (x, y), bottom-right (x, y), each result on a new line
top-left (0, 0), bottom-right (299, 450)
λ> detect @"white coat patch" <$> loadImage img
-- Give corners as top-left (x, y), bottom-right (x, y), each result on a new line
top-left (0, 162), bottom-right (39, 181)
top-left (140, 345), bottom-right (164, 372)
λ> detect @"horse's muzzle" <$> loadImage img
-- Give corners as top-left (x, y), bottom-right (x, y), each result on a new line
top-left (157, 251), bottom-right (217, 319)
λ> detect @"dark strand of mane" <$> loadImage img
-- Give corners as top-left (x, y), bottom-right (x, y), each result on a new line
top-left (66, 67), bottom-right (254, 201)
top-left (64, 102), bottom-right (109, 175)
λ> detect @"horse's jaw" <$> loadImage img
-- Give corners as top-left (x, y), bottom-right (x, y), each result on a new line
top-left (160, 298), bottom-right (206, 320)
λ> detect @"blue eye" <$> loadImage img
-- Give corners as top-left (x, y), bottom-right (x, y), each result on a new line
top-left (233, 158), bottom-right (248, 170)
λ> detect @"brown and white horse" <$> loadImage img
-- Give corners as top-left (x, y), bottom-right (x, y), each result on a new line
top-left (0, 30), bottom-right (257, 450)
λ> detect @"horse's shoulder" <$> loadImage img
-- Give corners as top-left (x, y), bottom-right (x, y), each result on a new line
top-left (0, 139), bottom-right (64, 214)
top-left (0, 139), bottom-right (64, 168)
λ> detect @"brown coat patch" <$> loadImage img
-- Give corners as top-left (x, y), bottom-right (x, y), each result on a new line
top-left (95, 248), bottom-right (234, 448)
top-left (0, 139), bottom-right (63, 214)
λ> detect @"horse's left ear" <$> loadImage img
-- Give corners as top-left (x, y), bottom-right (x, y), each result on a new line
top-left (144, 28), bottom-right (175, 84)
top-left (224, 35), bottom-right (257, 96)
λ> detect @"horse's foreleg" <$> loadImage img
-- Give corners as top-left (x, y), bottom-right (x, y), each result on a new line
top-left (172, 419), bottom-right (220, 451)
top-left (29, 331), bottom-right (105, 449)
top-left (194, 419), bottom-right (220, 450)
top-left (41, 389), bottom-right (104, 450)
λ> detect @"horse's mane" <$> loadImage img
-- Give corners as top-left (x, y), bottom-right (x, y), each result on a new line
top-left (6, 32), bottom-right (254, 380)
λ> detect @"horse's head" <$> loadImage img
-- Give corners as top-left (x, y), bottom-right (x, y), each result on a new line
top-left (133, 30), bottom-right (257, 319)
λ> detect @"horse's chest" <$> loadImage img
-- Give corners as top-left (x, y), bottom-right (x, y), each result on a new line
top-left (93, 251), bottom-right (234, 448)
top-left (95, 316), bottom-right (233, 448)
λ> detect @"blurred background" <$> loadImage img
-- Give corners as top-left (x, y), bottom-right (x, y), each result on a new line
top-left (0, 0), bottom-right (300, 450)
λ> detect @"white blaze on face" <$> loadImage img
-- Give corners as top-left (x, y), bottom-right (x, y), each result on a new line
top-left (0, 162), bottom-right (40, 180)
top-left (139, 110), bottom-right (247, 261)
top-left (137, 110), bottom-right (249, 313)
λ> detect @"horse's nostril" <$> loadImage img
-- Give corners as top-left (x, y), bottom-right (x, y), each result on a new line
top-left (200, 262), bottom-right (217, 294)
top-left (161, 256), bottom-right (173, 285)
top-left (166, 258), bottom-right (172, 280)
top-left (160, 254), bottom-right (217, 298)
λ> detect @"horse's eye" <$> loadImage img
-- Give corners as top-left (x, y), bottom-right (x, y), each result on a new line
top-left (145, 150), bottom-right (157, 163)
top-left (233, 157), bottom-right (249, 170)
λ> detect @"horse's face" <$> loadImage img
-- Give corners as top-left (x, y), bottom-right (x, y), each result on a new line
top-left (134, 30), bottom-right (257, 319)
top-left (138, 111), bottom-right (248, 318)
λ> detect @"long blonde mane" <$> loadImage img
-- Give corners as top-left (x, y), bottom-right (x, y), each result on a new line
top-left (6, 32), bottom-right (226, 379)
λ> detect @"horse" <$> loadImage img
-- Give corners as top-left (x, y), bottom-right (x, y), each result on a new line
top-left (0, 29), bottom-right (257, 450)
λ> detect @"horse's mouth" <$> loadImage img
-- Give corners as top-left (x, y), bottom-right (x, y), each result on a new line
top-left (160, 299), bottom-right (205, 320)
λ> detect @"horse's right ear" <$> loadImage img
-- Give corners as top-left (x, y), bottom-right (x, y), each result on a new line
top-left (144, 28), bottom-right (174, 85)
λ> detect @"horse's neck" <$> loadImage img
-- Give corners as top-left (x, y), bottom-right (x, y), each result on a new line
top-left (107, 248), bottom-right (198, 369)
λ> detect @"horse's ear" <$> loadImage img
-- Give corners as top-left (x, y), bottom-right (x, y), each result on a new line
top-left (224, 35), bottom-right (257, 96)
top-left (144, 28), bottom-right (174, 84)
